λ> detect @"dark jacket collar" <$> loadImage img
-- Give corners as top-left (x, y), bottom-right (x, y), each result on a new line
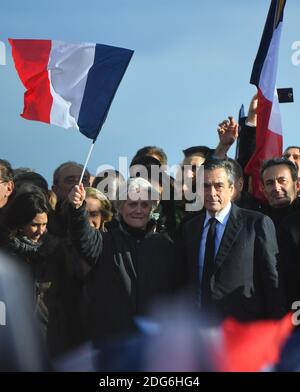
top-left (260, 196), bottom-right (300, 229)
top-left (119, 217), bottom-right (157, 239)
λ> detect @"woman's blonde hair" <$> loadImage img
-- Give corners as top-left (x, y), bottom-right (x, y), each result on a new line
top-left (85, 187), bottom-right (113, 224)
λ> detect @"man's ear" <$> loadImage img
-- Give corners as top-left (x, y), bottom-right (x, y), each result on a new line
top-left (229, 183), bottom-right (235, 195)
top-left (236, 178), bottom-right (244, 193)
top-left (6, 180), bottom-right (14, 197)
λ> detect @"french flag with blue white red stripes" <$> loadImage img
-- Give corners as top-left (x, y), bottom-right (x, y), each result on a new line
top-left (9, 39), bottom-right (134, 140)
top-left (245, 0), bottom-right (286, 201)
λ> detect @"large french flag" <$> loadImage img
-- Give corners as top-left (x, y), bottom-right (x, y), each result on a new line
top-left (9, 39), bottom-right (134, 140)
top-left (244, 0), bottom-right (286, 201)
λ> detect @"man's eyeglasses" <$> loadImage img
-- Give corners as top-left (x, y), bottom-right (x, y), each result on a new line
top-left (283, 153), bottom-right (300, 161)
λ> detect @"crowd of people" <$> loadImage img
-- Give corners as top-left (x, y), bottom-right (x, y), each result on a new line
top-left (0, 101), bottom-right (300, 371)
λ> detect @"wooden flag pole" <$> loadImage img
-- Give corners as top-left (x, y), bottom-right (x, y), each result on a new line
top-left (79, 139), bottom-right (96, 185)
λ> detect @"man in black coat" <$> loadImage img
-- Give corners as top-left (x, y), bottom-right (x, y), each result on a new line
top-left (180, 159), bottom-right (286, 323)
top-left (278, 210), bottom-right (300, 310)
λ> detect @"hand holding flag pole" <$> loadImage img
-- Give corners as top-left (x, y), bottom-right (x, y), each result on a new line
top-left (68, 183), bottom-right (86, 210)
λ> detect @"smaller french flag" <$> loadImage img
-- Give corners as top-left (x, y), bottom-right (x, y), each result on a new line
top-left (9, 39), bottom-right (134, 140)
top-left (244, 0), bottom-right (286, 200)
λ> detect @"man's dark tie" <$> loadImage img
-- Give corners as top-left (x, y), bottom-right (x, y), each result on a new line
top-left (201, 217), bottom-right (217, 307)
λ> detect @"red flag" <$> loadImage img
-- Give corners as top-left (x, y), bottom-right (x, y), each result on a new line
top-left (218, 314), bottom-right (293, 372)
top-left (244, 0), bottom-right (286, 201)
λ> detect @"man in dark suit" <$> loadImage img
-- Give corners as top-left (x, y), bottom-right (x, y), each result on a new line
top-left (278, 210), bottom-right (300, 310)
top-left (181, 159), bottom-right (286, 322)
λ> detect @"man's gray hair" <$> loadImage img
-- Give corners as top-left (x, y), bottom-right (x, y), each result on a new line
top-left (53, 161), bottom-right (90, 185)
top-left (203, 159), bottom-right (235, 186)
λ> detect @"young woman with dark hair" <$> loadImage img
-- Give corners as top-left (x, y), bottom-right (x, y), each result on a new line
top-left (0, 186), bottom-right (84, 359)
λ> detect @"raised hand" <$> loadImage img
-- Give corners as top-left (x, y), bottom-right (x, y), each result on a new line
top-left (217, 116), bottom-right (239, 146)
top-left (68, 183), bottom-right (86, 209)
top-left (247, 94), bottom-right (258, 126)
